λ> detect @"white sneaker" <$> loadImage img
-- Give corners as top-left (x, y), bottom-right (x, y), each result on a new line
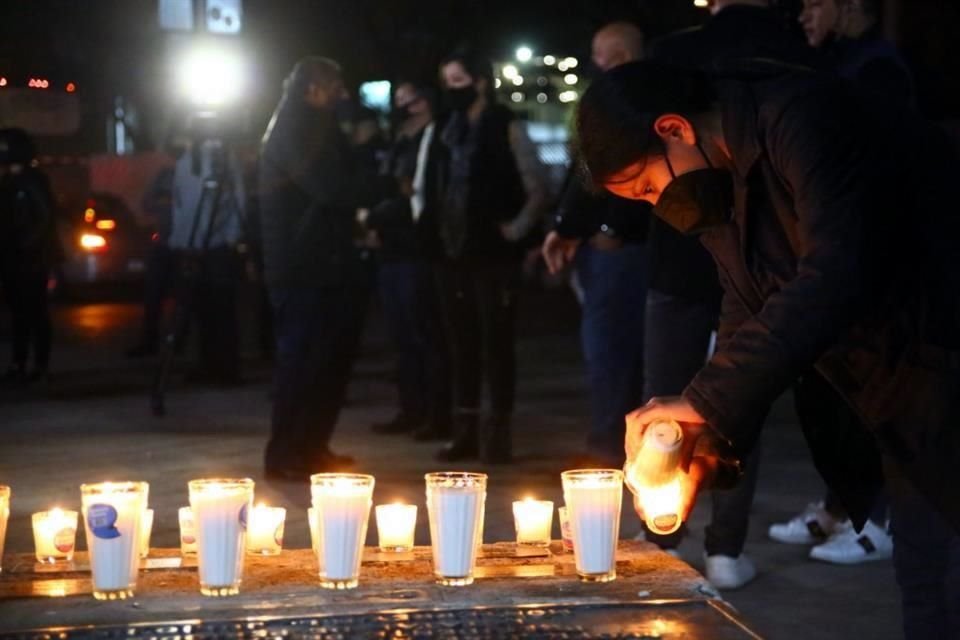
top-left (704, 553), bottom-right (757, 590)
top-left (809, 520), bottom-right (893, 565)
top-left (768, 502), bottom-right (842, 544)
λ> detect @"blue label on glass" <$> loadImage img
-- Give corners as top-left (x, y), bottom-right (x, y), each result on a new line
top-left (87, 504), bottom-right (121, 539)
top-left (239, 503), bottom-right (248, 531)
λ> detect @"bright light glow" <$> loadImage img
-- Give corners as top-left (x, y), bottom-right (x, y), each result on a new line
top-left (694, 0), bottom-right (709, 6)
top-left (95, 219), bottom-right (116, 230)
top-left (0, 77), bottom-right (7, 87)
top-left (543, 55), bottom-right (556, 66)
top-left (28, 78), bottom-right (50, 89)
top-left (494, 78), bottom-right (502, 88)
top-left (536, 93), bottom-right (547, 104)
top-left (359, 80), bottom-right (391, 111)
top-left (84, 208), bottom-right (96, 222)
top-left (638, 477), bottom-right (683, 535)
top-left (511, 92), bottom-right (524, 103)
top-left (558, 90), bottom-right (578, 103)
top-left (65, 82), bottom-right (76, 93)
top-left (563, 57), bottom-right (578, 69)
top-left (516, 46), bottom-right (533, 63)
top-left (79, 233), bottom-right (107, 251)
top-left (564, 73), bottom-right (578, 85)
top-left (512, 75), bottom-right (524, 86)
top-left (557, 61), bottom-right (569, 72)
top-left (176, 46), bottom-right (244, 106)
top-left (501, 64), bottom-right (519, 80)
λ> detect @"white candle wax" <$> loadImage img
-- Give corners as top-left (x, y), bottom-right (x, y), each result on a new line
top-left (512, 498), bottom-right (554, 546)
top-left (0, 486), bottom-right (9, 573)
top-left (246, 504), bottom-right (286, 555)
top-left (139, 508), bottom-right (154, 559)
top-left (178, 506), bottom-right (197, 556)
top-left (425, 472), bottom-right (487, 586)
top-left (375, 503), bottom-right (417, 551)
top-left (310, 474), bottom-right (374, 589)
top-left (561, 470), bottom-right (623, 581)
top-left (188, 478), bottom-right (254, 596)
top-left (81, 481), bottom-right (149, 599)
top-left (32, 508), bottom-right (78, 563)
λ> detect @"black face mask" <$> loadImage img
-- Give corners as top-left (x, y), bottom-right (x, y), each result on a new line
top-left (444, 85), bottom-right (477, 112)
top-left (652, 142), bottom-right (734, 236)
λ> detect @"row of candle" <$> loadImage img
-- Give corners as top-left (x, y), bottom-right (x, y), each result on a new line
top-left (0, 468), bottom-right (623, 598)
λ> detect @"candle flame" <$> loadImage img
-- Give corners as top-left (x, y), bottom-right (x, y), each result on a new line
top-left (50, 507), bottom-right (63, 518)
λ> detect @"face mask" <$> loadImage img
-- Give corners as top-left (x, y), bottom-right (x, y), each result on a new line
top-left (652, 142), bottom-right (734, 236)
top-left (444, 85), bottom-right (477, 111)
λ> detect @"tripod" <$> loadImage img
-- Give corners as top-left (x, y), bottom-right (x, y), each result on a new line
top-left (150, 140), bottom-right (243, 416)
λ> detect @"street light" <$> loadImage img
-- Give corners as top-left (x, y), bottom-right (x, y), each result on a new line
top-left (516, 46), bottom-right (533, 63)
top-left (175, 44), bottom-right (245, 107)
top-left (501, 64), bottom-right (519, 80)
top-left (564, 73), bottom-right (578, 85)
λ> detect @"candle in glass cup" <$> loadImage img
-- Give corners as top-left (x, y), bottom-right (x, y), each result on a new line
top-left (178, 506), bottom-right (197, 556)
top-left (246, 503), bottom-right (286, 556)
top-left (310, 473), bottom-right (374, 589)
top-left (561, 469), bottom-right (623, 582)
top-left (188, 478), bottom-right (254, 596)
top-left (425, 472), bottom-right (487, 586)
top-left (0, 486), bottom-right (9, 573)
top-left (375, 503), bottom-right (417, 552)
top-left (139, 508), bottom-right (154, 559)
top-left (512, 498), bottom-right (553, 547)
top-left (558, 505), bottom-right (574, 552)
top-left (81, 481), bottom-right (149, 600)
top-left (32, 508), bottom-right (78, 563)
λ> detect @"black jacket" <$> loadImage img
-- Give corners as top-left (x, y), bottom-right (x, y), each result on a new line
top-left (680, 67), bottom-right (960, 531)
top-left (258, 99), bottom-right (358, 288)
top-left (0, 167), bottom-right (57, 274)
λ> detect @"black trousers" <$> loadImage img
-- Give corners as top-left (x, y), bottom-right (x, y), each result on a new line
top-left (136, 242), bottom-right (176, 349)
top-left (0, 265), bottom-right (51, 371)
top-left (265, 285), bottom-right (366, 470)
top-left (437, 260), bottom-right (518, 424)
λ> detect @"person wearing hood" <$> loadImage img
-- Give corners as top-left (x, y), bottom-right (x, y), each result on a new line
top-left (577, 60), bottom-right (959, 638)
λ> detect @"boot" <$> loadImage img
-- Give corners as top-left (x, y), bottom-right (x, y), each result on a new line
top-left (435, 412), bottom-right (479, 462)
top-left (480, 415), bottom-right (512, 464)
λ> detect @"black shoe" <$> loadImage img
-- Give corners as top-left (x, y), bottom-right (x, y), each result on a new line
top-left (371, 414), bottom-right (417, 435)
top-left (412, 423), bottom-right (452, 442)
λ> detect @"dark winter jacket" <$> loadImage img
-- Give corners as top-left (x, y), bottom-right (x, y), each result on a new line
top-left (0, 167), bottom-right (57, 274)
top-left (258, 99), bottom-right (358, 288)
top-left (680, 67), bottom-right (960, 531)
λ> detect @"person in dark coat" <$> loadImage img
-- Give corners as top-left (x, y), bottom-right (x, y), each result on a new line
top-left (258, 56), bottom-right (362, 480)
top-left (0, 128), bottom-right (57, 383)
top-left (577, 60), bottom-right (960, 638)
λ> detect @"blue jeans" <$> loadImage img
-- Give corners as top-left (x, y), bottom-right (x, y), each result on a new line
top-left (576, 243), bottom-right (647, 464)
top-left (378, 260), bottom-right (451, 427)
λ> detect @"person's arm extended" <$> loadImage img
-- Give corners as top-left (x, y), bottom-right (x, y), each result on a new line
top-left (683, 83), bottom-right (891, 440)
top-left (500, 121), bottom-right (551, 241)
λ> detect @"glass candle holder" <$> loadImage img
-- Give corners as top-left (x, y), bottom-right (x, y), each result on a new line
top-left (0, 486), bottom-right (9, 574)
top-left (307, 507), bottom-right (319, 562)
top-left (375, 503), bottom-right (417, 552)
top-left (512, 498), bottom-right (553, 547)
top-left (80, 481), bottom-right (150, 600)
top-left (139, 508), bottom-right (154, 559)
top-left (425, 472), bottom-right (487, 586)
top-left (188, 478), bottom-right (254, 596)
top-left (178, 506), bottom-right (197, 556)
top-left (561, 469), bottom-right (623, 582)
top-left (310, 473), bottom-right (375, 589)
top-left (558, 505), bottom-right (574, 552)
top-left (246, 504), bottom-right (286, 556)
top-left (32, 508), bottom-right (78, 563)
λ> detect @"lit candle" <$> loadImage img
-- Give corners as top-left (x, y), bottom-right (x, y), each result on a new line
top-left (80, 481), bottom-right (149, 600)
top-left (375, 503), bottom-right (417, 552)
top-left (188, 478), bottom-right (255, 597)
top-left (310, 473), bottom-right (374, 590)
top-left (561, 469), bottom-right (623, 582)
top-left (32, 507), bottom-right (79, 563)
top-left (425, 472), bottom-right (487, 586)
top-left (246, 503), bottom-right (286, 556)
top-left (624, 419), bottom-right (684, 536)
top-left (512, 498), bottom-right (553, 547)
top-left (178, 506), bottom-right (197, 556)
top-left (0, 486), bottom-right (9, 573)
top-left (139, 508), bottom-right (154, 559)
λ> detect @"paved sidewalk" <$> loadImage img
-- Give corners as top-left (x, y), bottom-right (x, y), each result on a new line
top-left (0, 289), bottom-right (900, 638)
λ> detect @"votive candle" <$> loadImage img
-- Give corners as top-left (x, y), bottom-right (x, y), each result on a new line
top-left (512, 498), bottom-right (553, 547)
top-left (375, 503), bottom-right (417, 552)
top-left (246, 504), bottom-right (286, 556)
top-left (32, 508), bottom-right (78, 563)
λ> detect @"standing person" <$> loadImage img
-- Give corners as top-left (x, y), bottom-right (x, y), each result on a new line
top-left (0, 128), bottom-right (56, 384)
top-left (366, 81), bottom-right (452, 440)
top-left (542, 22), bottom-right (650, 469)
top-left (578, 60), bottom-right (960, 638)
top-left (435, 46), bottom-right (550, 464)
top-left (258, 57), bottom-right (361, 479)
top-left (769, 0), bottom-right (915, 564)
top-left (166, 116), bottom-right (245, 385)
